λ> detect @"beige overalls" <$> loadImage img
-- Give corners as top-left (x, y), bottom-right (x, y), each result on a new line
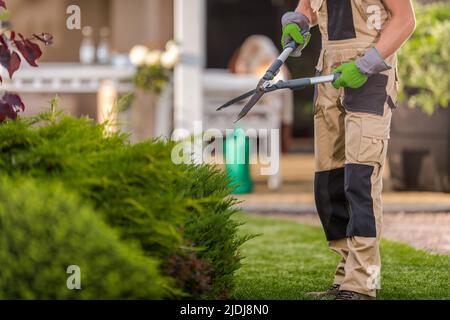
top-left (311, 0), bottom-right (398, 297)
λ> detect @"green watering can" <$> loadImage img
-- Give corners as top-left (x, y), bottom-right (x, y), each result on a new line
top-left (224, 126), bottom-right (253, 194)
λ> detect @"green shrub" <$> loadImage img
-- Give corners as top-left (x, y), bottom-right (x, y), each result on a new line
top-left (398, 1), bottom-right (450, 114)
top-left (0, 110), bottom-right (249, 299)
top-left (0, 178), bottom-right (168, 299)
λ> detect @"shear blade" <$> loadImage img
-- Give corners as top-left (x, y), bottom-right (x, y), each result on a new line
top-left (216, 89), bottom-right (257, 111)
top-left (234, 90), bottom-right (265, 123)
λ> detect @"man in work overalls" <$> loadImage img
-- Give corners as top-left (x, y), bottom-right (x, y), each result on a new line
top-left (281, 0), bottom-right (416, 300)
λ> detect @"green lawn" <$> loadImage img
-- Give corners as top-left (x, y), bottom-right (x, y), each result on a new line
top-left (233, 214), bottom-right (450, 300)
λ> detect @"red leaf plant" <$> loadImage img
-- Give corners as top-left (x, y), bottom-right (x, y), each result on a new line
top-left (0, 1), bottom-right (52, 121)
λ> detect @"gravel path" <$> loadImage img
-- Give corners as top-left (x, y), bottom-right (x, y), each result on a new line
top-left (256, 212), bottom-right (450, 256)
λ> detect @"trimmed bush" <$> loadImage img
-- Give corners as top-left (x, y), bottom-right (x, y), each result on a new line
top-left (0, 178), bottom-right (168, 299)
top-left (0, 110), bottom-right (249, 298)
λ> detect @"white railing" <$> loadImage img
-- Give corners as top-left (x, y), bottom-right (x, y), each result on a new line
top-left (0, 63), bottom-right (135, 93)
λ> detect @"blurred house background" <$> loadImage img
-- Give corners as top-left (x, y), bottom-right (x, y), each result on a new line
top-left (2, 0), bottom-right (450, 195)
top-left (5, 0), bottom-right (173, 120)
top-left (5, 0), bottom-right (313, 138)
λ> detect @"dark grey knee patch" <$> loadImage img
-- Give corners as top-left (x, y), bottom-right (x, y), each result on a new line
top-left (344, 164), bottom-right (377, 237)
top-left (315, 168), bottom-right (350, 241)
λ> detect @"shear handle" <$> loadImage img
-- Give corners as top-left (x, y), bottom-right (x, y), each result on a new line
top-left (262, 42), bottom-right (297, 81)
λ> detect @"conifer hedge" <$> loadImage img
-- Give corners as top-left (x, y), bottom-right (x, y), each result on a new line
top-left (0, 110), bottom-right (249, 299)
top-left (0, 179), bottom-right (168, 299)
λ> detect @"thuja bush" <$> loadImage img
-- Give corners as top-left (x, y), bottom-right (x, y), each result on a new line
top-left (0, 178), bottom-right (168, 300)
top-left (0, 110), bottom-right (249, 299)
top-left (178, 165), bottom-right (251, 298)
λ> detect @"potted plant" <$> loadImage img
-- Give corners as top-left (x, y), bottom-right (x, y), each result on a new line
top-left (389, 1), bottom-right (450, 191)
top-left (128, 40), bottom-right (180, 141)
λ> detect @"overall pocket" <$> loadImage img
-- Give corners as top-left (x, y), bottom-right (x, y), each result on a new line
top-left (343, 73), bottom-right (389, 116)
top-left (357, 116), bottom-right (390, 165)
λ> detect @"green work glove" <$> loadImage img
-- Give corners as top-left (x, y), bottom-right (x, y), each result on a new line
top-left (281, 12), bottom-right (311, 57)
top-left (333, 48), bottom-right (391, 89)
top-left (332, 62), bottom-right (368, 89)
top-left (282, 23), bottom-right (306, 48)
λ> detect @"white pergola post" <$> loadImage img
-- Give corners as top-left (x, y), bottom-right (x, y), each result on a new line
top-left (174, 0), bottom-right (206, 136)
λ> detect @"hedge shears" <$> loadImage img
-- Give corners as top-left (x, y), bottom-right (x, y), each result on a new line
top-left (217, 42), bottom-right (341, 123)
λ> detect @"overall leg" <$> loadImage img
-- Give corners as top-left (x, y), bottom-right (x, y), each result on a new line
top-left (340, 106), bottom-right (392, 297)
top-left (314, 80), bottom-right (350, 286)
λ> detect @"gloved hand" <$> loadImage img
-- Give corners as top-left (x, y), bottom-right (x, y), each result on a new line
top-left (332, 62), bottom-right (368, 89)
top-left (281, 12), bottom-right (311, 57)
top-left (332, 47), bottom-right (391, 89)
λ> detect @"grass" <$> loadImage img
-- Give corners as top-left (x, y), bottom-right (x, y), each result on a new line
top-left (233, 214), bottom-right (450, 300)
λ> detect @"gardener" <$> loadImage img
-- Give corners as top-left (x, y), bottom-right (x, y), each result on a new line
top-left (281, 0), bottom-right (415, 300)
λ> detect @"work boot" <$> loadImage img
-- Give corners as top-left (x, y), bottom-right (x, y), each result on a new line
top-left (336, 290), bottom-right (375, 300)
top-left (306, 284), bottom-right (340, 298)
